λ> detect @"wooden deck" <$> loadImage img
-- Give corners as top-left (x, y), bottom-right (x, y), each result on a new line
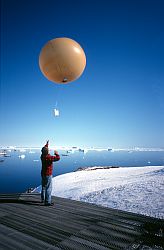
top-left (0, 193), bottom-right (163, 249)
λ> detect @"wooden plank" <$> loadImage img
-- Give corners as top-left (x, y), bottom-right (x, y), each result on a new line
top-left (0, 193), bottom-right (163, 250)
top-left (0, 224), bottom-right (61, 250)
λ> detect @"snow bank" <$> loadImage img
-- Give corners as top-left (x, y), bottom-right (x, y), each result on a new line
top-left (34, 166), bottom-right (164, 218)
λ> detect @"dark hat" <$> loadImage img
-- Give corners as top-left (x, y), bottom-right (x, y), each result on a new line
top-left (41, 146), bottom-right (48, 155)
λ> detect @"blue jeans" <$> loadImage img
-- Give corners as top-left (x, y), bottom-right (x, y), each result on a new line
top-left (41, 175), bottom-right (52, 204)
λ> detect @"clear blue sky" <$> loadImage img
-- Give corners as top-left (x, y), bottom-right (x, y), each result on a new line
top-left (1, 0), bottom-right (164, 148)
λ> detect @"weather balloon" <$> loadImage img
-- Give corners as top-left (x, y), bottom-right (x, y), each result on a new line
top-left (39, 37), bottom-right (86, 84)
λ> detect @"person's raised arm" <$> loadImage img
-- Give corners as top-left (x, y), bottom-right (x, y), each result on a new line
top-left (52, 150), bottom-right (60, 161)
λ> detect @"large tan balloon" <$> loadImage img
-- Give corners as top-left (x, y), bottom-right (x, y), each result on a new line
top-left (39, 37), bottom-right (86, 84)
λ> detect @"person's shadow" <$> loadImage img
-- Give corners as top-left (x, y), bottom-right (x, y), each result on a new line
top-left (0, 198), bottom-right (43, 206)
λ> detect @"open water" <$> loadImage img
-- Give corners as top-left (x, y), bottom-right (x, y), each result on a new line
top-left (0, 148), bottom-right (164, 193)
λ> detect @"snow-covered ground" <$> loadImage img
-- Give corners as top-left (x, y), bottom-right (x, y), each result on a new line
top-left (33, 166), bottom-right (164, 219)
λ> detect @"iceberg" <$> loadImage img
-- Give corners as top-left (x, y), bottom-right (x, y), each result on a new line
top-left (18, 154), bottom-right (25, 159)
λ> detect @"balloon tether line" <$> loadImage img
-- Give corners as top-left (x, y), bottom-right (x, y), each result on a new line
top-left (54, 83), bottom-right (64, 110)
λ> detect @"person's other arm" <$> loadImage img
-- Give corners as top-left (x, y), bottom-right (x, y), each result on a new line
top-left (47, 151), bottom-right (60, 162)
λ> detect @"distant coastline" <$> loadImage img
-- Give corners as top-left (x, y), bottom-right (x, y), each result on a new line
top-left (1, 146), bottom-right (164, 152)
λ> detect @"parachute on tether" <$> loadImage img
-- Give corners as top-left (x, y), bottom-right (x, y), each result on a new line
top-left (53, 108), bottom-right (60, 117)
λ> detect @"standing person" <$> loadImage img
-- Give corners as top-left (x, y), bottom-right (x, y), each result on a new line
top-left (40, 140), bottom-right (60, 206)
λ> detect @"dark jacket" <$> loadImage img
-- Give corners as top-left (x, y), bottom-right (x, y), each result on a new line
top-left (41, 153), bottom-right (60, 176)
